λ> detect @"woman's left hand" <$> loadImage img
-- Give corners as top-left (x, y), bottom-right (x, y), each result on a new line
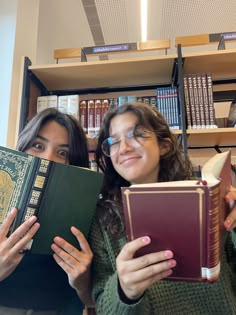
top-left (224, 186), bottom-right (236, 231)
top-left (51, 226), bottom-right (93, 305)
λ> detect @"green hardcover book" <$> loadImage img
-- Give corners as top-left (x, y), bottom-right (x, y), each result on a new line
top-left (0, 145), bottom-right (103, 255)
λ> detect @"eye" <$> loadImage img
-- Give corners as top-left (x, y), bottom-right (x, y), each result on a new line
top-left (108, 137), bottom-right (120, 147)
top-left (31, 142), bottom-right (44, 150)
top-left (134, 126), bottom-right (151, 138)
top-left (58, 150), bottom-right (69, 159)
top-left (126, 129), bottom-right (135, 140)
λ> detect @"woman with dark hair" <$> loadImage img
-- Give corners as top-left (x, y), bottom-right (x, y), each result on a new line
top-left (16, 107), bottom-right (89, 167)
top-left (90, 102), bottom-right (236, 314)
top-left (0, 108), bottom-right (93, 314)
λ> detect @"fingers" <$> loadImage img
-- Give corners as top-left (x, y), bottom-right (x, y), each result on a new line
top-left (120, 267), bottom-right (173, 300)
top-left (0, 208), bottom-right (18, 239)
top-left (8, 216), bottom-right (40, 251)
top-left (123, 249), bottom-right (174, 273)
top-left (51, 238), bottom-right (78, 265)
top-left (117, 247), bottom-right (175, 279)
top-left (71, 226), bottom-right (93, 255)
top-left (116, 237), bottom-right (176, 300)
top-left (224, 194), bottom-right (236, 230)
top-left (52, 228), bottom-right (93, 265)
top-left (51, 241), bottom-right (89, 280)
top-left (118, 236), bottom-right (151, 261)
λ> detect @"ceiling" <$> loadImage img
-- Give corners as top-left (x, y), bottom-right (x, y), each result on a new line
top-left (36, 0), bottom-right (236, 64)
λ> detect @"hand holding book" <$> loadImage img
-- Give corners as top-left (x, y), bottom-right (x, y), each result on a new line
top-left (116, 234), bottom-right (176, 301)
top-left (121, 151), bottom-right (231, 282)
top-left (0, 207), bottom-right (40, 282)
top-left (0, 145), bottom-right (103, 255)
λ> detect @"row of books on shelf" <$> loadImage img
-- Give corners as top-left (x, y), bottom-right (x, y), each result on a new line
top-left (37, 95), bottom-right (157, 137)
top-left (156, 73), bottom-right (218, 131)
top-left (36, 72), bottom-right (218, 137)
top-left (183, 73), bottom-right (217, 129)
top-left (156, 86), bottom-right (180, 130)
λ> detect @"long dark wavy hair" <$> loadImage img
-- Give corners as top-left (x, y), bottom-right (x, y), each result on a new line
top-left (95, 102), bottom-right (193, 236)
top-left (16, 108), bottom-right (89, 168)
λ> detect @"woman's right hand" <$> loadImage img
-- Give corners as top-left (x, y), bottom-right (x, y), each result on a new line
top-left (0, 208), bottom-right (40, 281)
top-left (116, 236), bottom-right (176, 301)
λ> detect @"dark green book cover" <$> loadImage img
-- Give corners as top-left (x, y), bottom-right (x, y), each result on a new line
top-left (0, 145), bottom-right (103, 255)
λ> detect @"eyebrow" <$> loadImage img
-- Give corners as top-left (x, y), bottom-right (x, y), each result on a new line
top-left (35, 135), bottom-right (69, 148)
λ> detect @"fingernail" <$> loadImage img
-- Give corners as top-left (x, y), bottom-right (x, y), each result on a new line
top-left (28, 216), bottom-right (37, 223)
top-left (168, 260), bottom-right (176, 267)
top-left (229, 200), bottom-right (236, 210)
top-left (165, 250), bottom-right (173, 258)
top-left (225, 219), bottom-right (231, 227)
top-left (10, 208), bottom-right (16, 214)
top-left (142, 236), bottom-right (150, 244)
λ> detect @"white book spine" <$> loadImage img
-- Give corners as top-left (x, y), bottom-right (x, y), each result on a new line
top-left (58, 96), bottom-right (68, 113)
top-left (47, 95), bottom-right (58, 109)
top-left (67, 95), bottom-right (79, 119)
top-left (37, 96), bottom-right (48, 113)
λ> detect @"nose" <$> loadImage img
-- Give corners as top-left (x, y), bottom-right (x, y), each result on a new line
top-left (118, 137), bottom-right (132, 154)
top-left (41, 150), bottom-right (55, 162)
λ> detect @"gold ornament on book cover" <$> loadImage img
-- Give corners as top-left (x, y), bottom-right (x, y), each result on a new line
top-left (0, 171), bottom-right (15, 222)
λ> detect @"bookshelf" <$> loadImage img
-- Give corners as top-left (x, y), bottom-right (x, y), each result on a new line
top-left (12, 48), bottom-right (236, 159)
top-left (28, 54), bottom-right (176, 90)
top-left (182, 49), bottom-right (236, 81)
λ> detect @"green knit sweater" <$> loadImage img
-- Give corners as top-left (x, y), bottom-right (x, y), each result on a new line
top-left (90, 215), bottom-right (236, 315)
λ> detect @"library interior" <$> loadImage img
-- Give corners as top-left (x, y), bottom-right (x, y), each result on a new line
top-left (1, 1), bottom-right (236, 314)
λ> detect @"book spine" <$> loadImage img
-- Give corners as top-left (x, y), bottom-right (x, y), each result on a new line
top-left (37, 96), bottom-right (48, 113)
top-left (101, 99), bottom-right (109, 121)
top-left (67, 94), bottom-right (79, 119)
top-left (183, 76), bottom-right (192, 129)
top-left (172, 86), bottom-right (180, 129)
top-left (206, 73), bottom-right (217, 128)
top-left (22, 159), bottom-right (52, 249)
top-left (58, 95), bottom-right (68, 113)
top-left (192, 74), bottom-right (201, 128)
top-left (201, 73), bottom-right (211, 128)
top-left (87, 100), bottom-right (95, 137)
top-left (203, 183), bottom-right (221, 281)
top-left (196, 74), bottom-right (206, 128)
top-left (95, 99), bottom-right (102, 136)
top-left (79, 100), bottom-right (88, 133)
top-left (150, 96), bottom-right (157, 109)
top-left (187, 74), bottom-right (197, 128)
top-left (47, 95), bottom-right (58, 110)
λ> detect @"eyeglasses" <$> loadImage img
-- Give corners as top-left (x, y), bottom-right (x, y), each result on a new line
top-left (101, 125), bottom-right (153, 157)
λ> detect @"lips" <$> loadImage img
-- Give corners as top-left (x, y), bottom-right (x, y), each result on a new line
top-left (120, 156), bottom-right (140, 165)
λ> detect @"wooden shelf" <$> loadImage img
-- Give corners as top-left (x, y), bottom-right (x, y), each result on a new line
top-left (186, 128), bottom-right (236, 147)
top-left (28, 49), bottom-right (236, 92)
top-left (29, 54), bottom-right (177, 91)
top-left (183, 49), bottom-right (236, 81)
top-left (87, 128), bottom-right (236, 152)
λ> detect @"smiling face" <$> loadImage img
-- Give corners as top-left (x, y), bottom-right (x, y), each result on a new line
top-left (109, 112), bottom-right (167, 184)
top-left (25, 121), bottom-right (69, 164)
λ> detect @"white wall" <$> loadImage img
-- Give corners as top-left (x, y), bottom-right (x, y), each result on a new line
top-left (7, 0), bottom-right (40, 148)
top-left (0, 0), bottom-right (17, 146)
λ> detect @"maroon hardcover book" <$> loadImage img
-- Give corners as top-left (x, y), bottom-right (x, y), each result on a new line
top-left (121, 151), bottom-right (231, 282)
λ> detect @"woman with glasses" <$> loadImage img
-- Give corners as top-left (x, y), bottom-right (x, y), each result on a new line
top-left (89, 102), bottom-right (236, 314)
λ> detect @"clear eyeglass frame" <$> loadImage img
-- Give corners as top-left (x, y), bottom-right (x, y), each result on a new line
top-left (101, 125), bottom-right (153, 157)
